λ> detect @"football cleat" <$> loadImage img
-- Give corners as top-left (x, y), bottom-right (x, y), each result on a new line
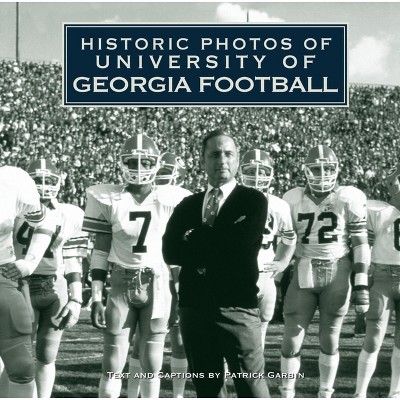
top-left (304, 145), bottom-right (339, 193)
top-left (239, 149), bottom-right (274, 191)
top-left (27, 158), bottom-right (61, 200)
top-left (155, 152), bottom-right (187, 186)
top-left (120, 133), bottom-right (161, 185)
top-left (386, 164), bottom-right (400, 197)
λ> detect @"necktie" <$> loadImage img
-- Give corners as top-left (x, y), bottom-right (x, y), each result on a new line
top-left (203, 187), bottom-right (222, 227)
top-left (197, 188), bottom-right (221, 276)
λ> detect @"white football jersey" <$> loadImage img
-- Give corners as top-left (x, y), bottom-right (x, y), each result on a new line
top-left (0, 166), bottom-right (46, 264)
top-left (258, 194), bottom-right (296, 267)
top-left (83, 184), bottom-right (191, 269)
top-left (283, 186), bottom-right (367, 260)
top-left (368, 200), bottom-right (400, 265)
top-left (14, 199), bottom-right (88, 275)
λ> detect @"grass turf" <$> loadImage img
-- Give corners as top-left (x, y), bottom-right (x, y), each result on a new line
top-left (51, 308), bottom-right (394, 398)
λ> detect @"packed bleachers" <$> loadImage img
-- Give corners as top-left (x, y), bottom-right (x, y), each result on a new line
top-left (1, 59), bottom-right (399, 205)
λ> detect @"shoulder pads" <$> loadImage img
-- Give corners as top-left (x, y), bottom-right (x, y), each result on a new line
top-left (86, 184), bottom-right (124, 205)
top-left (155, 185), bottom-right (192, 207)
top-left (367, 199), bottom-right (389, 212)
top-left (337, 186), bottom-right (367, 203)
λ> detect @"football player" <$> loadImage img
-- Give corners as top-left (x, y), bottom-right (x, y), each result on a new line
top-left (280, 145), bottom-right (369, 398)
top-left (0, 166), bottom-right (56, 398)
top-left (129, 152), bottom-right (191, 398)
top-left (355, 164), bottom-right (400, 397)
top-left (83, 134), bottom-right (190, 398)
top-left (239, 149), bottom-right (296, 348)
top-left (12, 159), bottom-right (88, 398)
top-left (155, 152), bottom-right (187, 187)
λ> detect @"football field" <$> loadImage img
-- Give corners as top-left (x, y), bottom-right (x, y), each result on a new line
top-left (51, 308), bottom-right (394, 398)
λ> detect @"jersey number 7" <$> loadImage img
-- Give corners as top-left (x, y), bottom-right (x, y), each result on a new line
top-left (129, 211), bottom-right (151, 253)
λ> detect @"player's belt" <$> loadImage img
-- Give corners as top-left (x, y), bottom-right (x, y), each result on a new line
top-left (310, 259), bottom-right (335, 268)
top-left (374, 263), bottom-right (400, 270)
top-left (297, 258), bottom-right (338, 289)
top-left (112, 264), bottom-right (154, 308)
top-left (112, 264), bottom-right (153, 275)
top-left (25, 274), bottom-right (57, 282)
top-left (373, 263), bottom-right (400, 278)
top-left (261, 243), bottom-right (271, 250)
top-left (25, 274), bottom-right (57, 295)
top-left (372, 263), bottom-right (400, 287)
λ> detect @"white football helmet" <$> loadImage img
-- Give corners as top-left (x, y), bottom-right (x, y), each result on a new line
top-left (304, 145), bottom-right (338, 193)
top-left (27, 158), bottom-right (61, 200)
top-left (120, 133), bottom-right (161, 185)
top-left (386, 164), bottom-right (400, 197)
top-left (155, 152), bottom-right (187, 187)
top-left (239, 149), bottom-right (274, 191)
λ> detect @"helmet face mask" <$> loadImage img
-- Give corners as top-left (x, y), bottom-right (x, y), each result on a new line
top-left (304, 145), bottom-right (338, 194)
top-left (386, 165), bottom-right (400, 197)
top-left (27, 159), bottom-right (61, 200)
top-left (240, 149), bottom-right (274, 191)
top-left (120, 134), bottom-right (160, 185)
top-left (155, 152), bottom-right (187, 186)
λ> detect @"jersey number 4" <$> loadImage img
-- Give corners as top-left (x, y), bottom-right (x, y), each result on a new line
top-left (129, 211), bottom-right (151, 253)
top-left (16, 222), bottom-right (61, 259)
top-left (298, 212), bottom-right (338, 244)
top-left (394, 218), bottom-right (400, 251)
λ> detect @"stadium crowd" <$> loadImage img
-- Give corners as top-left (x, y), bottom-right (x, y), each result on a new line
top-left (1, 59), bottom-right (400, 206)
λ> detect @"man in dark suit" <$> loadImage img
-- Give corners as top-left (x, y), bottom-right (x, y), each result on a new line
top-left (162, 130), bottom-right (269, 398)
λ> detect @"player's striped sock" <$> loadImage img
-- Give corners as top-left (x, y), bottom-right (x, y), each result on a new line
top-left (389, 346), bottom-right (400, 396)
top-left (140, 341), bottom-right (164, 398)
top-left (261, 322), bottom-right (268, 349)
top-left (36, 360), bottom-right (56, 398)
top-left (0, 358), bottom-right (9, 398)
top-left (99, 374), bottom-right (122, 398)
top-left (355, 348), bottom-right (378, 397)
top-left (171, 357), bottom-right (188, 398)
top-left (280, 355), bottom-right (300, 396)
top-left (140, 376), bottom-right (161, 398)
top-left (318, 351), bottom-right (339, 394)
top-left (127, 357), bottom-right (142, 398)
top-left (7, 380), bottom-right (36, 398)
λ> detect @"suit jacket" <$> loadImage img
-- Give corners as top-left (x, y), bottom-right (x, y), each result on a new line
top-left (162, 183), bottom-right (268, 308)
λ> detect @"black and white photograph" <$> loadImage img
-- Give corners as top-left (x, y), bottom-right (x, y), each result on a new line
top-left (0, 1), bottom-right (400, 398)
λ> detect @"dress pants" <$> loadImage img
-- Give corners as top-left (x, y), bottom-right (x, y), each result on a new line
top-left (180, 306), bottom-right (269, 398)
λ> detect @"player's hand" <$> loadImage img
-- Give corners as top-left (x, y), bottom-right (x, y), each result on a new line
top-left (2, 262), bottom-right (23, 281)
top-left (354, 288), bottom-right (369, 313)
top-left (91, 301), bottom-right (106, 329)
top-left (263, 260), bottom-right (287, 278)
top-left (5, 259), bottom-right (36, 280)
top-left (56, 300), bottom-right (81, 330)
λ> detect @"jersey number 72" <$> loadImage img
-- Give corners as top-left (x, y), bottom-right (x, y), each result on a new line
top-left (298, 212), bottom-right (338, 244)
